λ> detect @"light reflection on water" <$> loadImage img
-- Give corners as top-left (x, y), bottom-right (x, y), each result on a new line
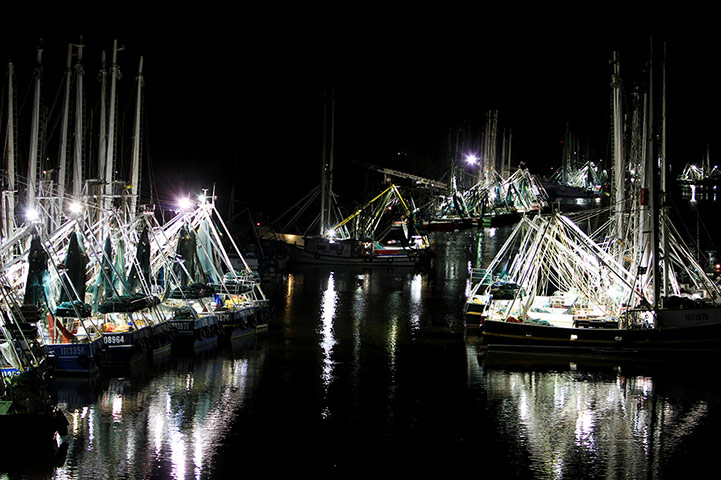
top-left (48, 339), bottom-right (265, 479)
top-left (5, 229), bottom-right (721, 478)
top-left (472, 347), bottom-right (721, 479)
top-left (320, 271), bottom-right (337, 419)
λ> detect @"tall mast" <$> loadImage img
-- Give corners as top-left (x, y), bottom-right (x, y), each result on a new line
top-left (129, 56), bottom-right (144, 217)
top-left (3, 62), bottom-right (17, 237)
top-left (611, 51), bottom-right (625, 245)
top-left (660, 41), bottom-right (668, 299)
top-left (73, 40), bottom-right (85, 200)
top-left (104, 39), bottom-right (121, 210)
top-left (648, 39), bottom-right (664, 308)
top-left (319, 85), bottom-right (334, 236)
top-left (57, 43), bottom-right (73, 216)
top-left (97, 49), bottom-right (107, 203)
top-left (327, 88), bottom-right (335, 233)
top-left (27, 45), bottom-right (43, 211)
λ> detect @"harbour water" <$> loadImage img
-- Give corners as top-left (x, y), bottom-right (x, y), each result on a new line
top-left (2, 217), bottom-right (721, 479)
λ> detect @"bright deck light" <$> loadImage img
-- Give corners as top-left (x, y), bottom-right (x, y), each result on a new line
top-left (466, 154), bottom-right (478, 164)
top-left (177, 197), bottom-right (193, 211)
top-left (68, 201), bottom-right (83, 215)
top-left (26, 208), bottom-right (40, 222)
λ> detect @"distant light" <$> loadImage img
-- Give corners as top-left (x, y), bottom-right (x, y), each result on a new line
top-left (26, 208), bottom-right (40, 222)
top-left (327, 228), bottom-right (336, 238)
top-left (177, 197), bottom-right (193, 211)
top-left (466, 154), bottom-right (478, 165)
top-left (68, 201), bottom-right (83, 215)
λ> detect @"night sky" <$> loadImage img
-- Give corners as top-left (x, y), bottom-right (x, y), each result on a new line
top-left (1, 9), bottom-right (718, 221)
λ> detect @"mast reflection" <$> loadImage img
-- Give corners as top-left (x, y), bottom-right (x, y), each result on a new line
top-left (475, 351), bottom-right (715, 479)
top-left (320, 272), bottom-right (338, 419)
top-left (52, 342), bottom-right (265, 479)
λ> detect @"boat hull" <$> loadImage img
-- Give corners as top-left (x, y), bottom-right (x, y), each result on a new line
top-left (44, 337), bottom-right (106, 375)
top-left (421, 217), bottom-right (474, 231)
top-left (479, 211), bottom-right (521, 227)
top-left (101, 328), bottom-right (150, 368)
top-left (481, 319), bottom-right (721, 355)
top-left (169, 314), bottom-right (220, 353)
top-left (288, 244), bottom-right (426, 267)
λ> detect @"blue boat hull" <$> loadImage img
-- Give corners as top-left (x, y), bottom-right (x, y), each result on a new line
top-left (170, 314), bottom-right (221, 353)
top-left (44, 338), bottom-right (106, 375)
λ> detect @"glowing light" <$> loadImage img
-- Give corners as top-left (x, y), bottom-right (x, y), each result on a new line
top-left (466, 154), bottom-right (478, 165)
top-left (25, 207), bottom-right (40, 222)
top-left (68, 200), bottom-right (83, 215)
top-left (178, 197), bottom-right (193, 211)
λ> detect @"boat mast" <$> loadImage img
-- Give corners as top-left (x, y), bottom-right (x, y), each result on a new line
top-left (611, 51), bottom-right (625, 248)
top-left (319, 85), bottom-right (335, 236)
top-left (128, 56), bottom-right (144, 217)
top-left (648, 39), bottom-right (667, 308)
top-left (3, 62), bottom-right (17, 237)
top-left (73, 40), bottom-right (84, 200)
top-left (97, 49), bottom-right (107, 208)
top-left (104, 40), bottom-right (121, 211)
top-left (57, 43), bottom-right (73, 218)
top-left (27, 45), bottom-right (43, 212)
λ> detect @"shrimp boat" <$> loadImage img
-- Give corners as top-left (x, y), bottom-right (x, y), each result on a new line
top-left (1, 284), bottom-right (68, 445)
top-left (0, 226), bottom-right (107, 376)
top-left (44, 231), bottom-right (106, 375)
top-left (283, 184), bottom-right (432, 267)
top-left (541, 127), bottom-right (607, 199)
top-left (154, 193), bottom-right (271, 350)
top-left (465, 47), bottom-right (721, 357)
top-left (276, 91), bottom-right (431, 267)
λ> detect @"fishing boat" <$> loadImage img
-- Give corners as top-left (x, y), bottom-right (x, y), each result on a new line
top-left (156, 194), bottom-right (271, 348)
top-left (541, 126), bottom-right (607, 199)
top-left (284, 184), bottom-right (432, 267)
top-left (275, 90), bottom-right (432, 268)
top-left (93, 227), bottom-right (176, 370)
top-left (676, 148), bottom-right (720, 201)
top-left (465, 46), bottom-right (721, 357)
top-left (44, 231), bottom-right (107, 375)
top-left (1, 287), bottom-right (68, 447)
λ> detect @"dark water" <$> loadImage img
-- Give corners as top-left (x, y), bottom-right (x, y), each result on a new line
top-left (3, 222), bottom-right (721, 479)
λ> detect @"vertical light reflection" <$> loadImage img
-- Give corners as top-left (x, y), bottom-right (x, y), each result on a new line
top-left (53, 338), bottom-right (264, 480)
top-left (480, 366), bottom-right (712, 479)
top-left (193, 426), bottom-right (204, 480)
top-left (388, 314), bottom-right (398, 370)
top-left (352, 274), bottom-right (367, 359)
top-left (409, 273), bottom-right (422, 330)
top-left (320, 272), bottom-right (337, 419)
top-left (285, 273), bottom-right (295, 310)
top-left (386, 293), bottom-right (402, 413)
top-left (111, 394), bottom-right (123, 423)
top-left (87, 406), bottom-right (94, 447)
top-left (148, 393), bottom-right (168, 457)
top-left (170, 429), bottom-right (186, 480)
top-left (465, 260), bottom-right (474, 297)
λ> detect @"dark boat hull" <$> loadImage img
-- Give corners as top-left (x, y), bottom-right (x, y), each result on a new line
top-left (421, 218), bottom-right (474, 231)
top-left (479, 211), bottom-right (521, 227)
top-left (481, 319), bottom-right (721, 356)
top-left (170, 314), bottom-right (220, 353)
top-left (288, 244), bottom-right (427, 267)
top-left (44, 337), bottom-right (106, 375)
top-left (101, 321), bottom-right (175, 369)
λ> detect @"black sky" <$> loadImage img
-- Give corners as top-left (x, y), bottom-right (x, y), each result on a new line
top-left (1, 9), bottom-right (718, 219)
